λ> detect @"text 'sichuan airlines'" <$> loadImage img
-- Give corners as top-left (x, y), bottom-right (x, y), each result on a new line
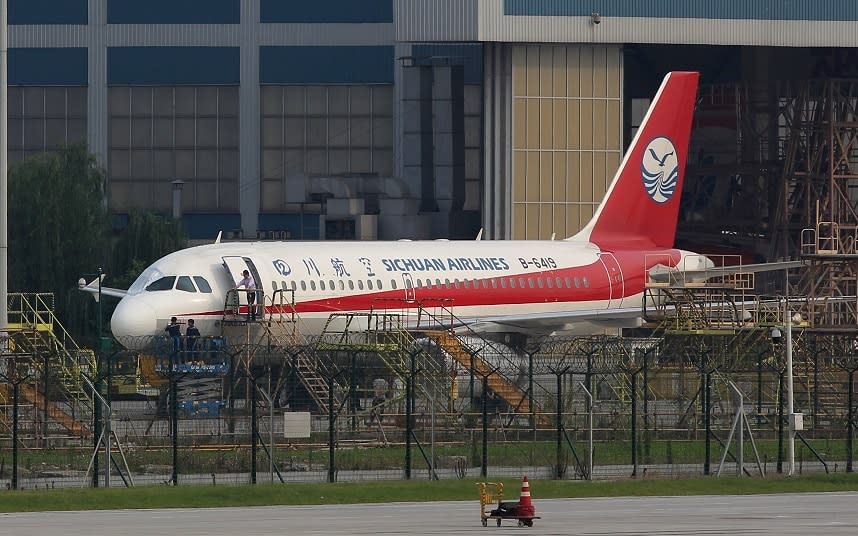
top-left (96, 71), bottom-right (711, 349)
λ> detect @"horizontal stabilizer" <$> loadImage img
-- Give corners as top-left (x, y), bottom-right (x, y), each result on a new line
top-left (78, 274), bottom-right (127, 300)
top-left (648, 260), bottom-right (805, 284)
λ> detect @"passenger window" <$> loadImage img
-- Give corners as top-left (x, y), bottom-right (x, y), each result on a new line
top-left (291, 281), bottom-right (297, 291)
top-left (556, 277), bottom-right (563, 288)
top-left (546, 278), bottom-right (552, 288)
top-left (320, 281), bottom-right (326, 291)
top-left (377, 279), bottom-right (382, 289)
top-left (464, 280), bottom-right (470, 289)
top-left (454, 279), bottom-right (461, 289)
top-left (145, 276), bottom-right (176, 291)
top-left (392, 279), bottom-right (399, 289)
top-left (358, 280), bottom-right (364, 290)
top-left (574, 278), bottom-right (581, 288)
top-left (510, 279), bottom-right (516, 289)
top-left (368, 280), bottom-right (374, 290)
top-left (339, 280), bottom-right (345, 290)
top-left (519, 278), bottom-right (526, 288)
top-left (176, 276), bottom-right (196, 293)
top-left (528, 278), bottom-right (535, 289)
top-left (310, 281), bottom-right (317, 291)
top-left (349, 280), bottom-right (355, 290)
top-left (565, 277), bottom-right (572, 288)
top-left (500, 278), bottom-right (507, 288)
top-left (301, 281), bottom-right (307, 291)
top-left (491, 279), bottom-right (497, 288)
top-left (583, 277), bottom-right (590, 288)
top-left (193, 276), bottom-right (213, 293)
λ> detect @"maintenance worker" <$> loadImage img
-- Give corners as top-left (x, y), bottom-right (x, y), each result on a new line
top-left (164, 316), bottom-right (182, 363)
top-left (185, 319), bottom-right (201, 362)
top-left (236, 269), bottom-right (257, 321)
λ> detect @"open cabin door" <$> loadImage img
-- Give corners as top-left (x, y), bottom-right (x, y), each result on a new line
top-left (222, 256), bottom-right (263, 319)
top-left (598, 252), bottom-right (624, 309)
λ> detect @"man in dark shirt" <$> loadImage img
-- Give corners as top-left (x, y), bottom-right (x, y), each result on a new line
top-left (185, 319), bottom-right (201, 362)
top-left (165, 316), bottom-right (181, 363)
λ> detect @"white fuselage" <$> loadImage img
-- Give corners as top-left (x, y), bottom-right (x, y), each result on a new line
top-left (110, 238), bottom-right (708, 348)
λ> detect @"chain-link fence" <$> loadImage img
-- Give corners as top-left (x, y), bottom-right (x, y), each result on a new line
top-left (1, 330), bottom-right (857, 489)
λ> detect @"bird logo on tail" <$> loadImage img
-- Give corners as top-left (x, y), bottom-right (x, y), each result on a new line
top-left (641, 136), bottom-right (679, 204)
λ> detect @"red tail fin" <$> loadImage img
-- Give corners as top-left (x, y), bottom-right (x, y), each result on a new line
top-left (573, 71), bottom-right (699, 249)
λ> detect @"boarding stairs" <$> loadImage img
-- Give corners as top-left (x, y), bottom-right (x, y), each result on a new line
top-left (314, 312), bottom-right (414, 417)
top-left (221, 288), bottom-right (340, 415)
top-left (4, 293), bottom-right (94, 438)
top-left (422, 330), bottom-right (533, 417)
top-left (314, 310), bottom-right (456, 419)
top-left (254, 291), bottom-right (339, 416)
top-left (18, 383), bottom-right (89, 437)
top-left (413, 304), bottom-right (551, 421)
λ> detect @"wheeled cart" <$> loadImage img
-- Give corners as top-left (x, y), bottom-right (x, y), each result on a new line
top-left (476, 481), bottom-right (540, 527)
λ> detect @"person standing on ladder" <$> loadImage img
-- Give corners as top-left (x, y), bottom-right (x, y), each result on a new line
top-left (236, 269), bottom-right (257, 321)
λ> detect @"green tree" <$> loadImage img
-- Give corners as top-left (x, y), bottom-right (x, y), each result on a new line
top-left (110, 209), bottom-right (187, 289)
top-left (8, 143), bottom-right (111, 328)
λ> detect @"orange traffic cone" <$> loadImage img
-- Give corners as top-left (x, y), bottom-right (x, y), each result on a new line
top-left (517, 475), bottom-right (535, 517)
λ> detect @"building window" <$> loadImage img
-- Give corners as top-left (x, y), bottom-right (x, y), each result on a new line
top-left (260, 84), bottom-right (394, 212)
top-left (8, 86), bottom-right (87, 163)
top-left (108, 85), bottom-right (240, 212)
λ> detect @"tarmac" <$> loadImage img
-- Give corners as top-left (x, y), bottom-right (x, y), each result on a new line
top-left (2, 492), bottom-right (857, 535)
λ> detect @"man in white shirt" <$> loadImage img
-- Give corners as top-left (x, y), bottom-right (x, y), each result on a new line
top-left (236, 269), bottom-right (257, 321)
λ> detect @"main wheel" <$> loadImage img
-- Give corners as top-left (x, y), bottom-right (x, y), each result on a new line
top-left (517, 520), bottom-right (524, 527)
top-left (524, 519), bottom-right (533, 527)
top-left (496, 518), bottom-right (502, 526)
top-left (481, 519), bottom-right (487, 527)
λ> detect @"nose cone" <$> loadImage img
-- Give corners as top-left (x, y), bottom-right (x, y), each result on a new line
top-left (111, 297), bottom-right (157, 349)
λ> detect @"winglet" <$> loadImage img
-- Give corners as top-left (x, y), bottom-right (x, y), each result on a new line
top-left (215, 231), bottom-right (222, 244)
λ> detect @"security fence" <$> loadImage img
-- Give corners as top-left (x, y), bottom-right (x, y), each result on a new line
top-left (1, 330), bottom-right (857, 489)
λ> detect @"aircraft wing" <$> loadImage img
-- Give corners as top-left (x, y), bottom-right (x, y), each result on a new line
top-left (78, 275), bottom-right (127, 300)
top-left (648, 260), bottom-right (805, 285)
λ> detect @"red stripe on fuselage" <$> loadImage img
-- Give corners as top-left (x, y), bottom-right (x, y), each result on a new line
top-left (176, 250), bottom-right (680, 317)
top-left (274, 250), bottom-right (679, 314)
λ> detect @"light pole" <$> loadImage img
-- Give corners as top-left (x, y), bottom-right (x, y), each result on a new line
top-left (771, 300), bottom-right (801, 477)
top-left (785, 303), bottom-right (795, 476)
top-left (0, 0), bottom-right (9, 338)
top-left (78, 268), bottom-right (107, 398)
top-left (78, 268), bottom-right (108, 487)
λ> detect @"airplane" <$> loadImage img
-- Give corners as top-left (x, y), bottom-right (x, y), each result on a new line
top-left (89, 71), bottom-right (745, 350)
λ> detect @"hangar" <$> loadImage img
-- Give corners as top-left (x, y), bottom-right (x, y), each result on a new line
top-left (8, 0), bottom-right (858, 267)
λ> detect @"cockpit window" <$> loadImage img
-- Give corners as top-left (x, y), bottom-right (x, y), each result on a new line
top-left (145, 276), bottom-right (176, 291)
top-left (176, 276), bottom-right (196, 293)
top-left (193, 276), bottom-right (212, 293)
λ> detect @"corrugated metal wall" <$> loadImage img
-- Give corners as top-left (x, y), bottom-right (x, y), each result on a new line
top-left (396, 0), bottom-right (858, 47)
top-left (509, 44), bottom-right (622, 240)
top-left (394, 0), bottom-right (479, 43)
